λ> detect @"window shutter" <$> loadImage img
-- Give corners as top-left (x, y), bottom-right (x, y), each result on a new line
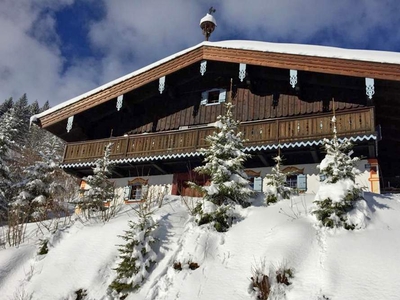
top-left (253, 177), bottom-right (263, 192)
top-left (219, 90), bottom-right (227, 103)
top-left (142, 185), bottom-right (149, 200)
top-left (297, 174), bottom-right (307, 191)
top-left (200, 91), bottom-right (208, 105)
top-left (123, 186), bottom-right (132, 200)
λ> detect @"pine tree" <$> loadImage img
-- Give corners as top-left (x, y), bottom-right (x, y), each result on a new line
top-left (264, 155), bottom-right (291, 204)
top-left (40, 101), bottom-right (50, 113)
top-left (29, 100), bottom-right (40, 116)
top-left (109, 214), bottom-right (157, 297)
top-left (313, 115), bottom-right (363, 229)
top-left (0, 97), bottom-right (14, 117)
top-left (11, 133), bottom-right (66, 221)
top-left (81, 143), bottom-right (115, 219)
top-left (0, 108), bottom-right (21, 220)
top-left (193, 102), bottom-right (253, 207)
top-left (13, 94), bottom-right (31, 145)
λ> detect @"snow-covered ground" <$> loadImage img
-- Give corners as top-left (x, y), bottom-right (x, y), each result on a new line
top-left (1, 192), bottom-right (400, 300)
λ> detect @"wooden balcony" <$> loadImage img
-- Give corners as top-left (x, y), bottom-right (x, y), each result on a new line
top-left (62, 107), bottom-right (375, 165)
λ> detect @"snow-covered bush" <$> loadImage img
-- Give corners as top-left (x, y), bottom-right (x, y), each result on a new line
top-left (193, 200), bottom-right (236, 232)
top-left (109, 214), bottom-right (157, 298)
top-left (313, 116), bottom-right (364, 229)
top-left (80, 143), bottom-right (116, 221)
top-left (264, 155), bottom-right (291, 205)
top-left (192, 102), bottom-right (253, 207)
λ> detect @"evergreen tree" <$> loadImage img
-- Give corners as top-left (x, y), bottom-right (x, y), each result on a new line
top-left (264, 155), bottom-right (291, 204)
top-left (0, 97), bottom-right (14, 117)
top-left (40, 101), bottom-right (50, 113)
top-left (81, 143), bottom-right (115, 219)
top-left (313, 115), bottom-right (363, 229)
top-left (0, 108), bottom-right (20, 220)
top-left (11, 134), bottom-right (65, 221)
top-left (193, 102), bottom-right (253, 207)
top-left (109, 215), bottom-right (157, 297)
top-left (29, 100), bottom-right (40, 116)
top-left (13, 94), bottom-right (31, 145)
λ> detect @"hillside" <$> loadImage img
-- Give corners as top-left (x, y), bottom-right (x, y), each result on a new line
top-left (1, 192), bottom-right (400, 300)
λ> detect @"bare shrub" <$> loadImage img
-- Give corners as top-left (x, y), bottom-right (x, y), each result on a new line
top-left (172, 261), bottom-right (199, 271)
top-left (251, 260), bottom-right (271, 300)
top-left (6, 204), bottom-right (28, 247)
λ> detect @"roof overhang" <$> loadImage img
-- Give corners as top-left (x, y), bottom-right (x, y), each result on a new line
top-left (32, 40), bottom-right (400, 129)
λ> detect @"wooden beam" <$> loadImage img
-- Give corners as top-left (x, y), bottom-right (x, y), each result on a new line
top-left (151, 163), bottom-right (168, 175)
top-left (258, 154), bottom-right (269, 167)
top-left (310, 147), bottom-right (319, 163)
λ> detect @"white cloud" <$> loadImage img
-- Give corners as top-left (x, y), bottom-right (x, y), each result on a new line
top-left (0, 0), bottom-right (399, 107)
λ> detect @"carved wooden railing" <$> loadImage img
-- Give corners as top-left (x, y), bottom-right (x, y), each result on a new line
top-left (62, 107), bottom-right (374, 164)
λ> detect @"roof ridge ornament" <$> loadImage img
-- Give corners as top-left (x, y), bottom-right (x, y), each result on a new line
top-left (200, 8), bottom-right (217, 41)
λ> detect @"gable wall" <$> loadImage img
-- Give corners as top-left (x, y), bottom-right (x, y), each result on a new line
top-left (128, 88), bottom-right (363, 134)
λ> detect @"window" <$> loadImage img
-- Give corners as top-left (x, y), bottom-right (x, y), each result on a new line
top-left (124, 178), bottom-right (149, 202)
top-left (245, 170), bottom-right (263, 192)
top-left (286, 175), bottom-right (298, 189)
top-left (130, 183), bottom-right (143, 200)
top-left (200, 88), bottom-right (226, 106)
top-left (281, 167), bottom-right (307, 192)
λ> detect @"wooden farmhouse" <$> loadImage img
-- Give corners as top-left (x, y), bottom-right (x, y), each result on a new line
top-left (32, 40), bottom-right (400, 201)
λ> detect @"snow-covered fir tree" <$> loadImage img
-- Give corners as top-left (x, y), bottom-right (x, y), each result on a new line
top-left (313, 115), bottom-right (364, 229)
top-left (193, 102), bottom-right (253, 207)
top-left (11, 133), bottom-right (66, 221)
top-left (109, 213), bottom-right (157, 297)
top-left (0, 108), bottom-right (20, 220)
top-left (81, 143), bottom-right (115, 219)
top-left (264, 154), bottom-right (291, 204)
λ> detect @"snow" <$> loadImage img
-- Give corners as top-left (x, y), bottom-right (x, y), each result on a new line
top-left (315, 178), bottom-right (357, 203)
top-left (31, 39), bottom-right (400, 122)
top-left (200, 13), bottom-right (217, 26)
top-left (1, 192), bottom-right (400, 299)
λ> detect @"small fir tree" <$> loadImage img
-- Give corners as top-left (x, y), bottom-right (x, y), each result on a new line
top-left (264, 154), bottom-right (291, 204)
top-left (109, 213), bottom-right (157, 297)
top-left (313, 115), bottom-right (363, 229)
top-left (81, 143), bottom-right (115, 219)
top-left (192, 102), bottom-right (253, 207)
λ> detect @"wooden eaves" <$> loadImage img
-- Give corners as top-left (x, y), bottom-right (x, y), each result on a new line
top-left (36, 45), bottom-right (400, 129)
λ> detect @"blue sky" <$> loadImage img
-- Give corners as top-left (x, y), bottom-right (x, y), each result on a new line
top-left (1, 0), bottom-right (400, 107)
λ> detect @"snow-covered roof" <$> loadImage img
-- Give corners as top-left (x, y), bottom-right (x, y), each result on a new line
top-left (32, 40), bottom-right (400, 122)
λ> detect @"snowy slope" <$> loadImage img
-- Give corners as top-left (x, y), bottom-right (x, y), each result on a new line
top-left (1, 193), bottom-right (400, 300)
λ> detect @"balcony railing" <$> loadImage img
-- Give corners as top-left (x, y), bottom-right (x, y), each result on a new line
top-left (62, 107), bottom-right (374, 164)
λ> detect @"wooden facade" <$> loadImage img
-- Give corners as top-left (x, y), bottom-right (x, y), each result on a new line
top-left (31, 40), bottom-right (400, 183)
top-left (125, 89), bottom-right (363, 135)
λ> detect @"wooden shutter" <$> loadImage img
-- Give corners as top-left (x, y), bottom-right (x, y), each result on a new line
top-left (297, 174), bottom-right (307, 191)
top-left (123, 186), bottom-right (132, 200)
top-left (200, 91), bottom-right (208, 105)
top-left (253, 177), bottom-right (263, 192)
top-left (219, 89), bottom-right (227, 103)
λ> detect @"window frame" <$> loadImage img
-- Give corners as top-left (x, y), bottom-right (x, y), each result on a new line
top-left (200, 88), bottom-right (227, 106)
top-left (124, 178), bottom-right (149, 202)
